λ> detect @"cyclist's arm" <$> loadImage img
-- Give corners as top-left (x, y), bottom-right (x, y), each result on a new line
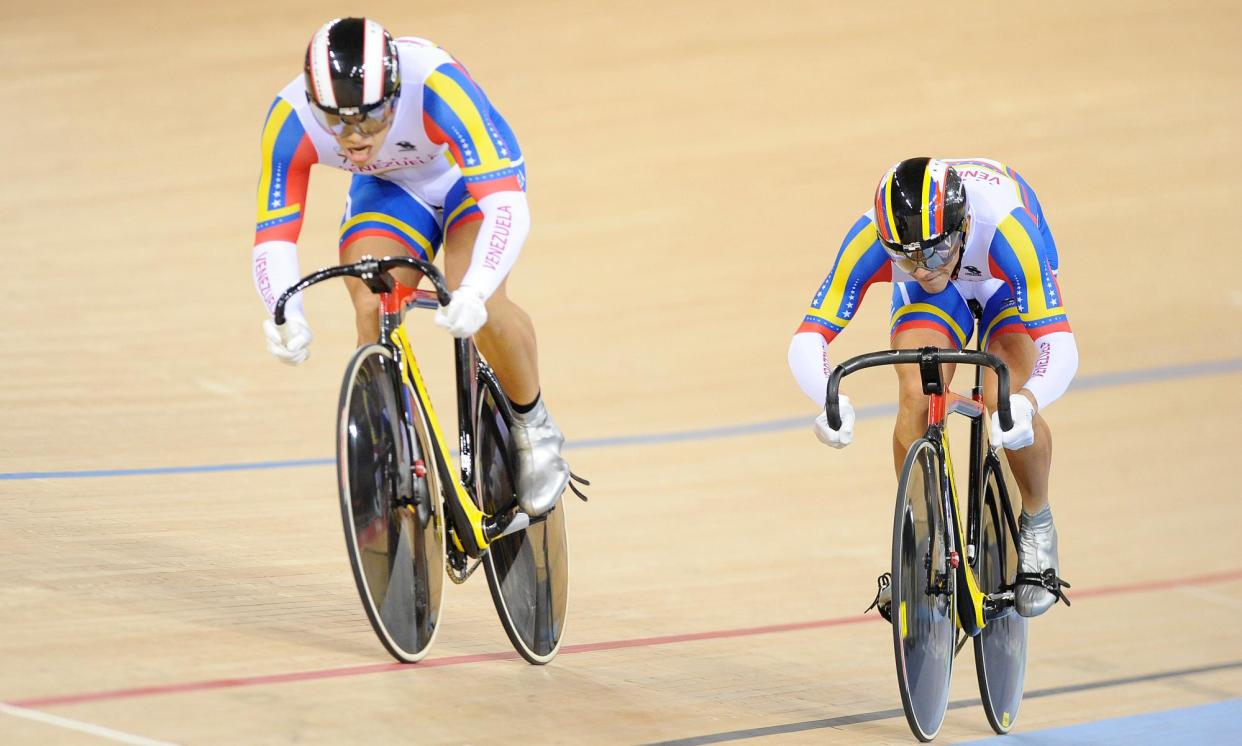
top-left (253, 97), bottom-right (317, 321)
top-left (988, 211), bottom-right (1078, 411)
top-left (422, 63), bottom-right (527, 300)
top-left (789, 332), bottom-right (835, 405)
top-left (788, 216), bottom-right (893, 406)
top-left (1021, 330), bottom-right (1078, 412)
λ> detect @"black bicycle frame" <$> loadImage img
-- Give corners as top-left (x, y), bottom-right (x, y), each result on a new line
top-left (456, 339), bottom-right (519, 514)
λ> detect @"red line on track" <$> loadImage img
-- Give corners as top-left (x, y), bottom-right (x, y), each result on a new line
top-left (1068, 568), bottom-right (1242, 599)
top-left (9, 568), bottom-right (1241, 710)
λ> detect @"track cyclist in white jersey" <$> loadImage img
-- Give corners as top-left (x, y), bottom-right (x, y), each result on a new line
top-left (789, 157), bottom-right (1078, 617)
top-left (252, 17), bottom-right (568, 516)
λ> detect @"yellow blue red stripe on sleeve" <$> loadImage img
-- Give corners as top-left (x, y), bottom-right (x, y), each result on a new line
top-left (987, 209), bottom-right (1071, 337)
top-left (1003, 164), bottom-right (1039, 228)
top-left (422, 63), bottom-right (524, 200)
top-left (796, 216), bottom-right (893, 342)
top-left (255, 97), bottom-right (316, 243)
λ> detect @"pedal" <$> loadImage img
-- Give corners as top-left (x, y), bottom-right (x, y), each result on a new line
top-left (983, 590), bottom-right (1017, 622)
top-left (865, 572), bottom-right (893, 623)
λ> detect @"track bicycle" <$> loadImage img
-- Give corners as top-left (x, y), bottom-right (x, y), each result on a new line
top-left (826, 335), bottom-right (1068, 740)
top-left (274, 255), bottom-right (586, 665)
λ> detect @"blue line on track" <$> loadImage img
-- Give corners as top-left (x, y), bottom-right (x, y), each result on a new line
top-left (0, 458), bottom-right (335, 481)
top-left (3, 357), bottom-right (1238, 481)
top-left (959, 697), bottom-right (1242, 745)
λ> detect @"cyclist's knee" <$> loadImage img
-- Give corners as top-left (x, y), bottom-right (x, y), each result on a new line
top-left (346, 280), bottom-right (378, 313)
top-left (897, 385), bottom-right (929, 422)
top-left (894, 361), bottom-right (931, 411)
top-left (346, 286), bottom-right (379, 334)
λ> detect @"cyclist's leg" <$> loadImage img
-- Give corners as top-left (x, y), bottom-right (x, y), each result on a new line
top-left (438, 172), bottom-right (567, 516)
top-left (444, 228), bottom-right (539, 404)
top-left (338, 175), bottom-right (443, 346)
top-left (888, 281), bottom-right (974, 473)
top-left (977, 281), bottom-right (1066, 615)
top-left (976, 282), bottom-right (1052, 514)
top-left (438, 177), bottom-right (539, 406)
top-left (985, 334), bottom-right (1051, 513)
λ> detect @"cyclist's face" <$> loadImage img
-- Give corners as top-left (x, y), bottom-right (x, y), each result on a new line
top-left (908, 243), bottom-right (960, 293)
top-left (335, 122), bottom-right (391, 167)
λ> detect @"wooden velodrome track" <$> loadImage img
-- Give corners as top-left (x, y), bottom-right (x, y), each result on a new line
top-left (3, 1), bottom-right (1240, 743)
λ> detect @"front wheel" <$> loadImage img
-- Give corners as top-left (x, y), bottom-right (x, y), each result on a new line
top-left (891, 438), bottom-right (955, 742)
top-left (337, 344), bottom-right (446, 663)
top-left (973, 454), bottom-right (1028, 733)
top-left (474, 368), bottom-right (569, 664)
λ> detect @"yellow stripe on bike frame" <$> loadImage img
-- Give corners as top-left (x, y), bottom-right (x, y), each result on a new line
top-left (941, 432), bottom-right (986, 631)
top-left (899, 601), bottom-right (908, 639)
top-left (392, 326), bottom-right (490, 550)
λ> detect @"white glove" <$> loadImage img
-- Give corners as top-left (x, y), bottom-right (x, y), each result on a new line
top-left (434, 285), bottom-right (488, 338)
top-left (813, 395), bottom-right (855, 448)
top-left (990, 393), bottom-right (1036, 450)
top-left (262, 317), bottom-right (312, 366)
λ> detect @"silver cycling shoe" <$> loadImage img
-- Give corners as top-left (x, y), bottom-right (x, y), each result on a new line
top-left (510, 399), bottom-right (570, 517)
top-left (1015, 505), bottom-right (1069, 617)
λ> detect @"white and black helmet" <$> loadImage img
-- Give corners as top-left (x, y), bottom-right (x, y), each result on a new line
top-left (303, 17), bottom-right (400, 131)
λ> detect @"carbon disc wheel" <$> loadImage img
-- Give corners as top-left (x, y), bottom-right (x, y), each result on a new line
top-left (337, 344), bottom-right (446, 663)
top-left (891, 438), bottom-right (956, 742)
top-left (973, 455), bottom-right (1028, 733)
top-left (474, 370), bottom-right (569, 664)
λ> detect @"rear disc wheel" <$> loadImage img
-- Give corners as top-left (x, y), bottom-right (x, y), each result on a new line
top-left (475, 371), bottom-right (569, 664)
top-left (973, 455), bottom-right (1028, 733)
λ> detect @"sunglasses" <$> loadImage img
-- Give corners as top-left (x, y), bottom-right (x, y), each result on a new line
top-left (881, 229), bottom-right (964, 274)
top-left (307, 93), bottom-right (397, 137)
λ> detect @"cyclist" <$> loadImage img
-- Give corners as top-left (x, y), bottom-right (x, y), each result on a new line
top-left (788, 157), bottom-right (1077, 617)
top-left (252, 17), bottom-right (568, 516)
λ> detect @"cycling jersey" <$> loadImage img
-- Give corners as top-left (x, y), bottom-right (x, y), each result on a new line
top-left (790, 158), bottom-right (1078, 411)
top-left (252, 37), bottom-right (527, 320)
